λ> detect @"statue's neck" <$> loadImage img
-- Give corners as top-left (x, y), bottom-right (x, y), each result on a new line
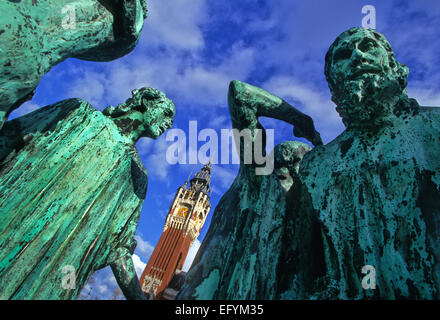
top-left (111, 114), bottom-right (145, 144)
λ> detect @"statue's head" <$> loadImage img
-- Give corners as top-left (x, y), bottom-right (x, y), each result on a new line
top-left (273, 141), bottom-right (311, 191)
top-left (103, 87), bottom-right (175, 141)
top-left (324, 27), bottom-right (409, 129)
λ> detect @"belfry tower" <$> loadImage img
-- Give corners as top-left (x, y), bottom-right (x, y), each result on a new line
top-left (140, 162), bottom-right (212, 299)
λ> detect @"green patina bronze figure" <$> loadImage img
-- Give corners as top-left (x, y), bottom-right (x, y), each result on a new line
top-left (178, 28), bottom-right (440, 300)
top-left (177, 80), bottom-right (321, 299)
top-left (0, 0), bottom-right (148, 129)
top-left (284, 27), bottom-right (440, 299)
top-left (0, 87), bottom-right (175, 299)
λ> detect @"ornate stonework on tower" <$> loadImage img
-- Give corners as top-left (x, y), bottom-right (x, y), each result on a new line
top-left (140, 162), bottom-right (212, 299)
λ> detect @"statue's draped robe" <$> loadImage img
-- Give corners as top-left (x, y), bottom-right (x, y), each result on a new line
top-left (0, 99), bottom-right (147, 299)
top-left (286, 105), bottom-right (440, 299)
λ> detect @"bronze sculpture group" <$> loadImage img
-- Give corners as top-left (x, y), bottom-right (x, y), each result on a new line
top-left (0, 0), bottom-right (439, 300)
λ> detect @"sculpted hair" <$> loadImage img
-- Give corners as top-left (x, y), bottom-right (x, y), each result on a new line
top-left (103, 87), bottom-right (167, 118)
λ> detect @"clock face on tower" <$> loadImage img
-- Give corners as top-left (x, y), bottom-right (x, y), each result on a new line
top-left (177, 207), bottom-right (188, 218)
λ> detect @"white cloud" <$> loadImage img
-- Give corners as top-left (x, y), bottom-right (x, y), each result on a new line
top-left (407, 87), bottom-right (440, 107)
top-left (78, 266), bottom-right (123, 300)
top-left (144, 135), bottom-right (173, 182)
top-left (8, 102), bottom-right (41, 119)
top-left (68, 71), bottom-right (106, 109)
top-left (174, 45), bottom-right (255, 107)
top-left (134, 234), bottom-right (155, 258)
top-left (132, 253), bottom-right (147, 278)
top-left (141, 0), bottom-right (208, 51)
top-left (182, 239), bottom-right (201, 272)
top-left (136, 137), bottom-right (154, 156)
top-left (103, 43), bottom-right (254, 109)
top-left (60, 37), bottom-right (255, 113)
top-left (207, 114), bottom-right (229, 130)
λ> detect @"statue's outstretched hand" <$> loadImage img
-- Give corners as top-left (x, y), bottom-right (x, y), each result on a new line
top-left (228, 80), bottom-right (323, 147)
top-left (110, 248), bottom-right (147, 300)
top-left (292, 114), bottom-right (323, 147)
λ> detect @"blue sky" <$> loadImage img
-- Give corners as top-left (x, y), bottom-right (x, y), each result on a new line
top-left (9, 0), bottom-right (440, 299)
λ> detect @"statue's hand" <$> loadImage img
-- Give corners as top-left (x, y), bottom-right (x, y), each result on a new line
top-left (293, 116), bottom-right (323, 147)
top-left (110, 253), bottom-right (147, 300)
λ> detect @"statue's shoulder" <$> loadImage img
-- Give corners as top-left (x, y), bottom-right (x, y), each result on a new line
top-left (400, 105), bottom-right (440, 136)
top-left (13, 98), bottom-right (96, 133)
top-left (418, 106), bottom-right (440, 121)
top-left (43, 97), bottom-right (96, 117)
top-left (298, 130), bottom-right (359, 181)
top-left (1, 98), bottom-right (115, 154)
top-left (303, 131), bottom-right (347, 161)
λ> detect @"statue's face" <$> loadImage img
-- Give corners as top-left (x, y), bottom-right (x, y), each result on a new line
top-left (143, 96), bottom-right (175, 139)
top-left (274, 141), bottom-right (311, 191)
top-left (325, 28), bottom-right (408, 128)
top-left (329, 30), bottom-right (390, 88)
top-left (104, 87), bottom-right (174, 141)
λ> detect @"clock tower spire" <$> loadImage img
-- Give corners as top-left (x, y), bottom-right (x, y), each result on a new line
top-left (139, 162), bottom-right (212, 299)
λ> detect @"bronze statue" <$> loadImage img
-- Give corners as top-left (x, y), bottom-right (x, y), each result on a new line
top-left (0, 87), bottom-right (175, 299)
top-left (179, 28), bottom-right (440, 300)
top-left (287, 27), bottom-right (440, 299)
top-left (178, 80), bottom-right (321, 299)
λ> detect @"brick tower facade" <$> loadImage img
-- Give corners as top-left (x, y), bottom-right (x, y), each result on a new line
top-left (140, 162), bottom-right (212, 299)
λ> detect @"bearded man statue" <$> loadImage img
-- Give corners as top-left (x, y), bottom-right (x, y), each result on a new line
top-left (280, 27), bottom-right (440, 299)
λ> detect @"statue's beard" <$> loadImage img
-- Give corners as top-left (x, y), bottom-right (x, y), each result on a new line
top-left (334, 73), bottom-right (403, 129)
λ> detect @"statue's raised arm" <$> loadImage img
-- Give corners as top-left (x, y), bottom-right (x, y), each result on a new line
top-left (228, 80), bottom-right (323, 146)
top-left (177, 81), bottom-right (317, 300)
